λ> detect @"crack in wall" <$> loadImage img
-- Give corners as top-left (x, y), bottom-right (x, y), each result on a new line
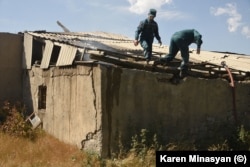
top-left (77, 65), bottom-right (101, 152)
top-left (80, 129), bottom-right (101, 149)
top-left (24, 64), bottom-right (250, 158)
top-left (40, 66), bottom-right (99, 148)
top-left (90, 67), bottom-right (98, 131)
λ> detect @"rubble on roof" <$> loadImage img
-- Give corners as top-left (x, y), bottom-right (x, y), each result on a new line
top-left (22, 31), bottom-right (250, 81)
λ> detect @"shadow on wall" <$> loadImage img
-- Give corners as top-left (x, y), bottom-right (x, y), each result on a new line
top-left (0, 33), bottom-right (23, 105)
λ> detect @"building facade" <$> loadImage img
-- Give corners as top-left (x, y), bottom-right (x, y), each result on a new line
top-left (1, 32), bottom-right (250, 157)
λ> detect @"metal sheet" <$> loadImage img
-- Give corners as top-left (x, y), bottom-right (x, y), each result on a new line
top-left (40, 40), bottom-right (54, 69)
top-left (26, 31), bottom-right (250, 72)
top-left (70, 40), bottom-right (122, 53)
top-left (23, 33), bottom-right (33, 69)
top-left (190, 51), bottom-right (250, 72)
top-left (56, 44), bottom-right (77, 66)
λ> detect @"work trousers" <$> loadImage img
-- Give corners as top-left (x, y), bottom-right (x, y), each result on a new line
top-left (162, 36), bottom-right (189, 70)
top-left (140, 39), bottom-right (153, 60)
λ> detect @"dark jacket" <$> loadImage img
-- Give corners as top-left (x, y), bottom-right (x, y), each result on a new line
top-left (135, 18), bottom-right (161, 43)
top-left (172, 29), bottom-right (203, 48)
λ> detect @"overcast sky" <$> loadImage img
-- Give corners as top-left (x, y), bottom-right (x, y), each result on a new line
top-left (0, 0), bottom-right (250, 55)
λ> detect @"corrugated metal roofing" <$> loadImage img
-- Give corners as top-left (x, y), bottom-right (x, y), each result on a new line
top-left (25, 31), bottom-right (250, 74)
top-left (189, 51), bottom-right (250, 72)
top-left (41, 40), bottom-right (53, 69)
top-left (56, 44), bottom-right (77, 66)
top-left (23, 33), bottom-right (33, 69)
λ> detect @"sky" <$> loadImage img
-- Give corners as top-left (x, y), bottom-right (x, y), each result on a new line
top-left (0, 0), bottom-right (250, 55)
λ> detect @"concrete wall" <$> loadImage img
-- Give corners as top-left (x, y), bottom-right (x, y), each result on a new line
top-left (101, 67), bottom-right (250, 153)
top-left (23, 63), bottom-right (250, 157)
top-left (23, 65), bottom-right (104, 154)
top-left (0, 33), bottom-right (23, 103)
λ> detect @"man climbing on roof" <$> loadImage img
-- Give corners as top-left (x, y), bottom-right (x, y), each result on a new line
top-left (134, 9), bottom-right (162, 63)
top-left (154, 29), bottom-right (203, 78)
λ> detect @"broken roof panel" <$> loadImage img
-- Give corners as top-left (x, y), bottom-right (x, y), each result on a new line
top-left (24, 31), bottom-right (250, 76)
top-left (23, 33), bottom-right (33, 69)
top-left (56, 44), bottom-right (77, 66)
top-left (41, 40), bottom-right (54, 69)
top-left (190, 51), bottom-right (250, 72)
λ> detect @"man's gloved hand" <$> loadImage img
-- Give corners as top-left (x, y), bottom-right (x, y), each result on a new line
top-left (134, 40), bottom-right (139, 46)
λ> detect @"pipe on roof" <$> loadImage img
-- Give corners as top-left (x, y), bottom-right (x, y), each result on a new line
top-left (56, 21), bottom-right (70, 32)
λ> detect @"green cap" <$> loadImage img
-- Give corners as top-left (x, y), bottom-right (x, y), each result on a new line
top-left (148, 9), bottom-right (157, 17)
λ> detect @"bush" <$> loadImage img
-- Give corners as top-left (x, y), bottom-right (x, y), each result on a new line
top-left (0, 101), bottom-right (37, 140)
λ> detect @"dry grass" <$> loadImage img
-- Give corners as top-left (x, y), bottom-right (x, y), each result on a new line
top-left (0, 131), bottom-right (98, 167)
top-left (110, 151), bottom-right (156, 167)
top-left (0, 131), bottom-right (156, 167)
top-left (0, 101), bottom-right (155, 167)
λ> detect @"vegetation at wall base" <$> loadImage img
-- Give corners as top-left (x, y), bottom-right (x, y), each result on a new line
top-left (0, 101), bottom-right (249, 167)
top-left (0, 101), bottom-right (38, 140)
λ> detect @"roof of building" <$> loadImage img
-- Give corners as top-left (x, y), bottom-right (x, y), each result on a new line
top-left (23, 31), bottom-right (250, 81)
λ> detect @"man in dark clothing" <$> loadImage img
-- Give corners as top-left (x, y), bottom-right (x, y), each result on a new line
top-left (155, 29), bottom-right (203, 77)
top-left (134, 9), bottom-right (162, 62)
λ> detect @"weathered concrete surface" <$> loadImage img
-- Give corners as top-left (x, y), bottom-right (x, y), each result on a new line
top-left (101, 66), bottom-right (250, 154)
top-left (24, 65), bottom-right (103, 155)
top-left (24, 64), bottom-right (250, 157)
top-left (1, 32), bottom-right (249, 158)
top-left (0, 33), bottom-right (23, 102)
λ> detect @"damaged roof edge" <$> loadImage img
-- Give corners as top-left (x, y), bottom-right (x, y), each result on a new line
top-left (22, 31), bottom-right (250, 80)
